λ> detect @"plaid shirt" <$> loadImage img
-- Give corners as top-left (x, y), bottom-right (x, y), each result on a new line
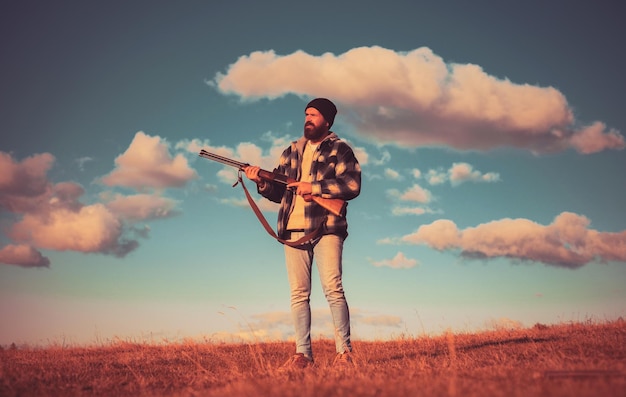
top-left (258, 132), bottom-right (361, 240)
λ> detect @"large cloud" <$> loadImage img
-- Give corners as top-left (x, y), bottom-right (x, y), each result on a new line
top-left (0, 132), bottom-right (191, 268)
top-left (101, 131), bottom-right (197, 190)
top-left (383, 212), bottom-right (626, 268)
top-left (210, 46), bottom-right (624, 154)
top-left (9, 203), bottom-right (137, 257)
top-left (0, 152), bottom-right (140, 267)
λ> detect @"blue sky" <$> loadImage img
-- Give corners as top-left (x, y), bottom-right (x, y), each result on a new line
top-left (1, 0), bottom-right (625, 345)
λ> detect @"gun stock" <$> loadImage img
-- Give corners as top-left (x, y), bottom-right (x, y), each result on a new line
top-left (310, 196), bottom-right (346, 217)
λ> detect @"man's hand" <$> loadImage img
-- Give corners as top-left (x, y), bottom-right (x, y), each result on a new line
top-left (243, 166), bottom-right (262, 184)
top-left (287, 181), bottom-right (314, 201)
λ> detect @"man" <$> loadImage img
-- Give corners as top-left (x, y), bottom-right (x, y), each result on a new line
top-left (244, 98), bottom-right (361, 370)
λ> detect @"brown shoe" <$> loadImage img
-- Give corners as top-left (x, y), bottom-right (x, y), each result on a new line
top-left (332, 352), bottom-right (355, 369)
top-left (278, 353), bottom-right (314, 372)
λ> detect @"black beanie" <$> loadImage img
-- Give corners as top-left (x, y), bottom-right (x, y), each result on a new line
top-left (305, 98), bottom-right (337, 128)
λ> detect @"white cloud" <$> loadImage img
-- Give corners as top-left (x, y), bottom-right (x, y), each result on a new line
top-left (399, 184), bottom-right (432, 203)
top-left (384, 168), bottom-right (402, 180)
top-left (426, 169), bottom-right (447, 185)
top-left (101, 131), bottom-right (197, 190)
top-left (370, 150), bottom-right (391, 166)
top-left (421, 163), bottom-right (500, 185)
top-left (9, 203), bottom-right (136, 257)
top-left (391, 206), bottom-right (427, 216)
top-left (370, 252), bottom-right (418, 269)
top-left (0, 145), bottom-right (189, 268)
top-left (386, 183), bottom-right (433, 217)
top-left (448, 162), bottom-right (500, 185)
top-left (211, 46), bottom-right (624, 154)
top-left (75, 156), bottom-right (94, 171)
top-left (352, 146), bottom-right (369, 166)
top-left (391, 212), bottom-right (626, 268)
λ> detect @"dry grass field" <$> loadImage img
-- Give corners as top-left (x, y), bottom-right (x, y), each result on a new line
top-left (1, 320), bottom-right (624, 397)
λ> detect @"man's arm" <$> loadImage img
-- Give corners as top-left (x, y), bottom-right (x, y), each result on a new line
top-left (311, 142), bottom-right (361, 201)
top-left (243, 165), bottom-right (285, 204)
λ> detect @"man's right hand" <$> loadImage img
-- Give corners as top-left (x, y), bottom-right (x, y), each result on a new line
top-left (243, 166), bottom-right (262, 184)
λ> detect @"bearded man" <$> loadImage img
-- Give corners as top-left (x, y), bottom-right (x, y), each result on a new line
top-left (244, 98), bottom-right (361, 370)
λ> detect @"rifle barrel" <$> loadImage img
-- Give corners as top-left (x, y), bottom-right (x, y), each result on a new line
top-left (199, 150), bottom-right (249, 169)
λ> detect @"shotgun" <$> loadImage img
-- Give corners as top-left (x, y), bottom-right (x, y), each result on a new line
top-left (199, 149), bottom-right (346, 216)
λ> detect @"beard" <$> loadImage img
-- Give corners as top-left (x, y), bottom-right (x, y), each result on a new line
top-left (304, 122), bottom-right (327, 141)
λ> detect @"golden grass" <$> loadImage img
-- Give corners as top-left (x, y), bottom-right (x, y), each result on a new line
top-left (1, 320), bottom-right (624, 397)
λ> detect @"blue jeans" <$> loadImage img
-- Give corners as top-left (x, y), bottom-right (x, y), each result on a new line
top-left (284, 232), bottom-right (351, 358)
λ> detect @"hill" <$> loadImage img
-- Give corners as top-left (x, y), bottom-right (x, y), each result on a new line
top-left (1, 320), bottom-right (624, 396)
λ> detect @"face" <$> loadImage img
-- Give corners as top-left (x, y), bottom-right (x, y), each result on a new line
top-left (304, 107), bottom-right (329, 142)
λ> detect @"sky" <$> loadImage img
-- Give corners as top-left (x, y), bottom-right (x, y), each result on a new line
top-left (1, 0), bottom-right (625, 346)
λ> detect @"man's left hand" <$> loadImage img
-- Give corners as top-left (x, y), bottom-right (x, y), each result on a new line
top-left (287, 181), bottom-right (313, 199)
